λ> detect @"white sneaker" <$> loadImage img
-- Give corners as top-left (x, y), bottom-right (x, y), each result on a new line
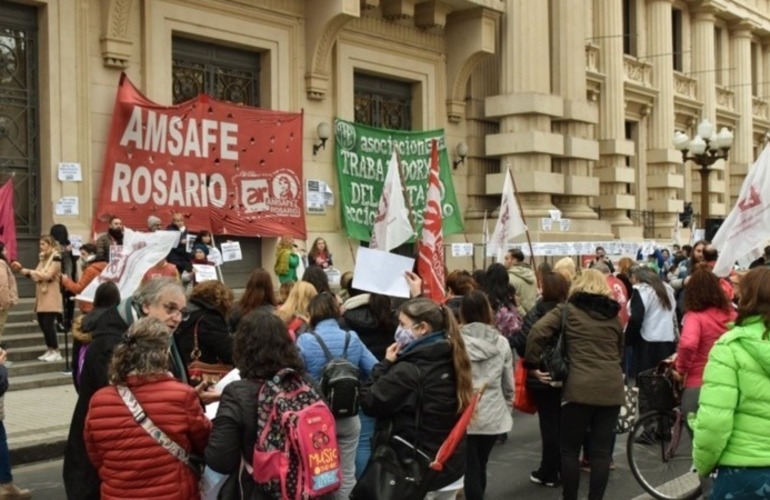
top-left (46, 351), bottom-right (63, 362)
top-left (37, 351), bottom-right (51, 361)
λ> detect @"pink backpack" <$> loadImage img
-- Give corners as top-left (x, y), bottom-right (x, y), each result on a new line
top-left (252, 368), bottom-right (341, 499)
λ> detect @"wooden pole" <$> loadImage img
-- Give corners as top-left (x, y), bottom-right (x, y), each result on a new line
top-left (506, 162), bottom-right (539, 287)
top-left (347, 238), bottom-right (357, 265)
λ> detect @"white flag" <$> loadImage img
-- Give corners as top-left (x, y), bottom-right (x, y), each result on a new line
top-left (713, 145), bottom-right (770, 276)
top-left (488, 167), bottom-right (527, 263)
top-left (369, 150), bottom-right (413, 251)
top-left (75, 229), bottom-right (181, 303)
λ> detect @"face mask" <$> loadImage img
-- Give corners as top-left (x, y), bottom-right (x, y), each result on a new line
top-left (394, 326), bottom-right (417, 349)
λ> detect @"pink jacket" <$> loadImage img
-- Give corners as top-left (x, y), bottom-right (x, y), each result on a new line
top-left (675, 307), bottom-right (736, 388)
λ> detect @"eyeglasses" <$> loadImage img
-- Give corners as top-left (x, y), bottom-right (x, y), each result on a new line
top-left (162, 303), bottom-right (190, 321)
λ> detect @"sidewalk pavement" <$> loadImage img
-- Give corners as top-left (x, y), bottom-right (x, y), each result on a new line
top-left (6, 383), bottom-right (77, 464)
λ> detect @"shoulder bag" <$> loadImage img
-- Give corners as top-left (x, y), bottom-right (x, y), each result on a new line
top-left (543, 304), bottom-right (570, 382)
top-left (351, 366), bottom-right (430, 500)
top-left (116, 385), bottom-right (202, 476)
top-left (187, 318), bottom-right (233, 386)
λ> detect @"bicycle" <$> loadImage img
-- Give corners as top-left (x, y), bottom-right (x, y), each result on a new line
top-left (626, 366), bottom-right (702, 500)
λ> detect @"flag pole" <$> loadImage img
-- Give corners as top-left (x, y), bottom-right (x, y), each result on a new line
top-left (506, 162), bottom-right (537, 273)
top-left (347, 238), bottom-right (356, 265)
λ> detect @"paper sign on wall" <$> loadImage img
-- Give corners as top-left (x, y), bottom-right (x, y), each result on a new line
top-left (58, 162), bottom-right (82, 182)
top-left (451, 243), bottom-right (474, 257)
top-left (55, 197), bottom-right (79, 216)
top-left (560, 219), bottom-right (571, 232)
top-left (541, 218), bottom-right (553, 231)
top-left (220, 241), bottom-right (243, 262)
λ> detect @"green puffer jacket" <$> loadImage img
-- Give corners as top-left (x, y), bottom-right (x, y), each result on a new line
top-left (691, 315), bottom-right (770, 475)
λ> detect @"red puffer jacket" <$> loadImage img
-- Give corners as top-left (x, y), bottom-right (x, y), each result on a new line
top-left (84, 374), bottom-right (211, 499)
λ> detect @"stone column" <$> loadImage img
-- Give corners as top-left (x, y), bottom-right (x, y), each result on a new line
top-left (592, 0), bottom-right (637, 237)
top-left (485, 0), bottom-right (562, 218)
top-left (550, 0), bottom-right (600, 222)
top-left (645, 0), bottom-right (683, 237)
top-left (730, 21), bottom-right (754, 208)
top-left (691, 4), bottom-right (721, 219)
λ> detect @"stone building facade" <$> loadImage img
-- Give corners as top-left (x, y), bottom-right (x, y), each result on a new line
top-left (2, 0), bottom-right (770, 285)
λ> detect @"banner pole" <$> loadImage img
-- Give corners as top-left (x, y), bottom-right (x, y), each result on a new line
top-left (506, 162), bottom-right (539, 287)
top-left (396, 149), bottom-right (419, 249)
top-left (210, 234), bottom-right (226, 285)
top-left (347, 238), bottom-right (357, 265)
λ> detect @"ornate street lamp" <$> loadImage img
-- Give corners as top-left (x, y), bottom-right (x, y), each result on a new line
top-left (673, 119), bottom-right (734, 227)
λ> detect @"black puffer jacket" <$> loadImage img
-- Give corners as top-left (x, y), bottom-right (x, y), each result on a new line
top-left (63, 305), bottom-right (128, 500)
top-left (512, 299), bottom-right (562, 391)
top-left (339, 294), bottom-right (396, 361)
top-left (205, 379), bottom-right (269, 500)
top-left (360, 332), bottom-right (465, 490)
top-left (174, 299), bottom-right (233, 381)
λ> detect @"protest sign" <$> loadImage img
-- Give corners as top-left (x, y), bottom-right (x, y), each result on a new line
top-left (333, 118), bottom-right (463, 241)
top-left (76, 229), bottom-right (181, 302)
top-left (93, 74), bottom-right (305, 238)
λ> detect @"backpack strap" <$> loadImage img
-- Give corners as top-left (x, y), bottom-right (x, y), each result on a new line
top-left (341, 331), bottom-right (351, 358)
top-left (311, 332), bottom-right (335, 362)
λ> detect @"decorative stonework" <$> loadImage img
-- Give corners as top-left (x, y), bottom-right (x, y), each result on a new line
top-left (585, 43), bottom-right (599, 73)
top-left (716, 85), bottom-right (735, 111)
top-left (753, 96), bottom-right (768, 120)
top-left (673, 72), bottom-right (697, 100)
top-left (101, 0), bottom-right (133, 68)
top-left (623, 55), bottom-right (652, 88)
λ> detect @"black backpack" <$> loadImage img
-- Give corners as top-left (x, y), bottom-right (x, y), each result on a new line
top-left (311, 332), bottom-right (360, 418)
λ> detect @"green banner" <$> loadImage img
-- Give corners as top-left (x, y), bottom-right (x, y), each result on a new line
top-left (333, 118), bottom-right (464, 242)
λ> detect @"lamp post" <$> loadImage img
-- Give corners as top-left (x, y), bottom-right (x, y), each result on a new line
top-left (673, 119), bottom-right (734, 228)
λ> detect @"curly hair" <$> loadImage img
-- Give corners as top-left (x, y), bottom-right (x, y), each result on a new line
top-left (109, 317), bottom-right (172, 384)
top-left (190, 280), bottom-right (234, 317)
top-left (233, 311), bottom-right (305, 380)
top-left (684, 269), bottom-right (731, 313)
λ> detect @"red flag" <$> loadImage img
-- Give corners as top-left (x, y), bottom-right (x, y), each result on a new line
top-left (417, 140), bottom-right (445, 303)
top-left (430, 388), bottom-right (484, 471)
top-left (0, 180), bottom-right (17, 260)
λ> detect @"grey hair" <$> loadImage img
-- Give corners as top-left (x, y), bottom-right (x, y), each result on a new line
top-left (108, 317), bottom-right (172, 384)
top-left (132, 277), bottom-right (185, 307)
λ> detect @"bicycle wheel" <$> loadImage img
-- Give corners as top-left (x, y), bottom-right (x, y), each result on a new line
top-left (627, 410), bottom-right (702, 500)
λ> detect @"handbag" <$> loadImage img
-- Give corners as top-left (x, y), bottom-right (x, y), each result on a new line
top-left (187, 319), bottom-right (233, 386)
top-left (116, 385), bottom-right (203, 477)
top-left (513, 358), bottom-right (537, 414)
top-left (614, 385), bottom-right (639, 434)
top-left (351, 368), bottom-right (429, 500)
top-left (543, 304), bottom-right (570, 382)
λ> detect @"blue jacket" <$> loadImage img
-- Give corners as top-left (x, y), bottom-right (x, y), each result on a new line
top-left (297, 318), bottom-right (377, 382)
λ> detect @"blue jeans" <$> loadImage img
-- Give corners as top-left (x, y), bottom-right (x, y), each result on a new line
top-left (712, 467), bottom-right (770, 499)
top-left (355, 411), bottom-right (376, 479)
top-left (0, 421), bottom-right (12, 483)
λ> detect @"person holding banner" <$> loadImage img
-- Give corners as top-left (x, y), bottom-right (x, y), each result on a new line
top-left (166, 213), bottom-right (190, 274)
top-left (13, 236), bottom-right (63, 362)
top-left (94, 217), bottom-right (124, 262)
top-left (61, 244), bottom-right (108, 314)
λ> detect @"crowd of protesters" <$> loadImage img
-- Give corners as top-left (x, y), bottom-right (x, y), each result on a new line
top-left (0, 212), bottom-right (769, 500)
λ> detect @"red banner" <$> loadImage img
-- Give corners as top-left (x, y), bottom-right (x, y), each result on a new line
top-left (0, 180), bottom-right (17, 260)
top-left (417, 140), bottom-right (445, 303)
top-left (93, 74), bottom-right (305, 238)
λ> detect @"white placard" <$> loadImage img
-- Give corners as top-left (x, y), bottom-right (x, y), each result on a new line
top-left (220, 241), bottom-right (243, 262)
top-left (560, 219), bottom-right (571, 232)
top-left (55, 196), bottom-right (79, 215)
top-left (186, 234), bottom-right (197, 253)
top-left (541, 218), bottom-right (553, 231)
top-left (193, 264), bottom-right (218, 282)
top-left (692, 229), bottom-right (706, 242)
top-left (324, 267), bottom-right (341, 286)
top-left (451, 243), bottom-right (474, 257)
top-left (70, 235), bottom-right (83, 257)
top-left (322, 181), bottom-right (335, 206)
top-left (548, 209), bottom-right (562, 221)
top-left (208, 247), bottom-right (223, 267)
top-left (57, 162), bottom-right (82, 182)
top-left (352, 247), bottom-right (414, 298)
